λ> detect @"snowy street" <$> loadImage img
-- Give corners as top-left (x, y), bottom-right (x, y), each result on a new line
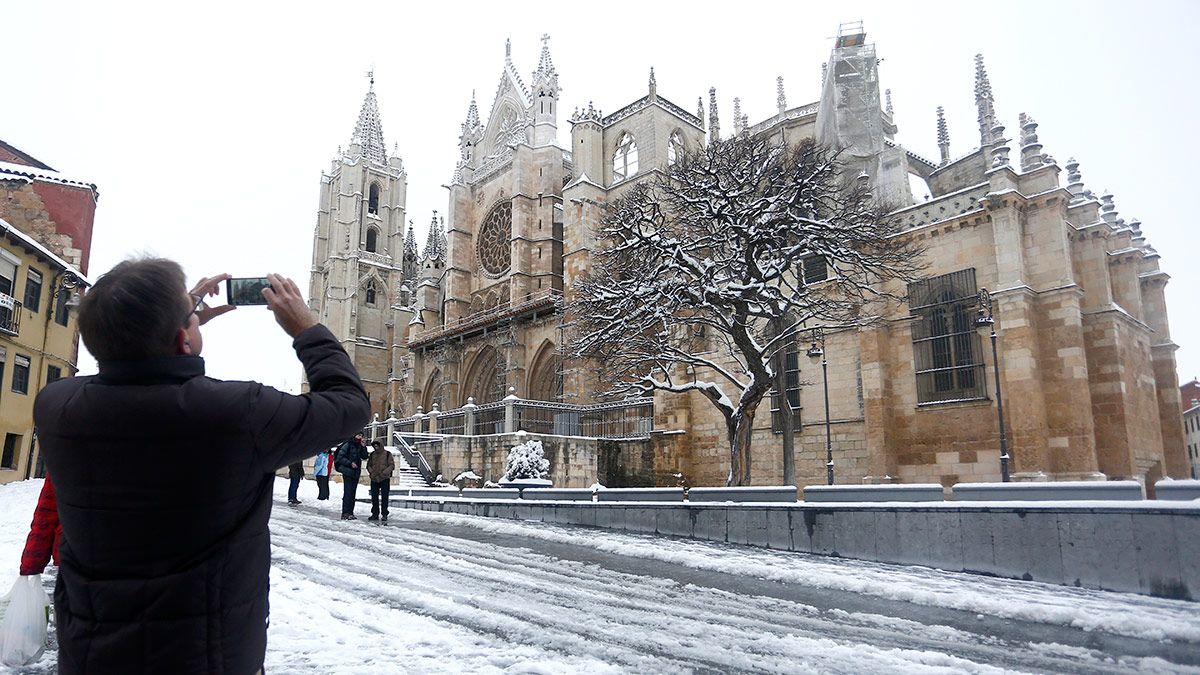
top-left (3, 477), bottom-right (1199, 673)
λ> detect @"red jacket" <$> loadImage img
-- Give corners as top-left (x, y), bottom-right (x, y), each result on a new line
top-left (20, 476), bottom-right (62, 575)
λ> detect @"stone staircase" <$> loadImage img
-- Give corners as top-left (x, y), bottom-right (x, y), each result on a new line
top-left (393, 454), bottom-right (429, 488)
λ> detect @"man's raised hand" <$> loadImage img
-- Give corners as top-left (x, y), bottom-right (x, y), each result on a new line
top-left (189, 273), bottom-right (235, 326)
top-left (262, 273), bottom-right (318, 338)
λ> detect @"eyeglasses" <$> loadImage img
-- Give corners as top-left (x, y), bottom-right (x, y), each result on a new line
top-left (183, 293), bottom-right (205, 326)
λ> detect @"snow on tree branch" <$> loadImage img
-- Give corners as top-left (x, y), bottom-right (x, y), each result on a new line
top-left (569, 135), bottom-right (926, 485)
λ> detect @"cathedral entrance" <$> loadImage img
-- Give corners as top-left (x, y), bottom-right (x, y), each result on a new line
top-left (462, 345), bottom-right (505, 405)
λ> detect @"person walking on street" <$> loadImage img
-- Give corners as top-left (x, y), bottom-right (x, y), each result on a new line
top-left (19, 474), bottom-right (62, 577)
top-left (335, 433), bottom-right (369, 520)
top-left (366, 440), bottom-right (395, 523)
top-left (287, 461), bottom-right (304, 505)
top-left (35, 260), bottom-right (370, 673)
top-left (314, 447), bottom-right (331, 500)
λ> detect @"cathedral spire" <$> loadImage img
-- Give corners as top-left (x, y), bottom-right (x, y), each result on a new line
top-left (350, 71), bottom-right (387, 166)
top-left (402, 220), bottom-right (419, 287)
top-left (709, 87), bottom-right (720, 141)
top-left (732, 97), bottom-right (744, 135)
top-left (776, 76), bottom-right (786, 114)
top-left (534, 34), bottom-right (556, 80)
top-left (885, 89), bottom-right (894, 116)
top-left (460, 90), bottom-right (483, 147)
top-left (404, 220), bottom-right (419, 258)
top-left (530, 34), bottom-right (559, 147)
top-left (974, 54), bottom-right (998, 147)
top-left (422, 211), bottom-right (447, 268)
top-left (936, 106), bottom-right (950, 165)
top-left (697, 96), bottom-right (705, 129)
top-left (648, 67), bottom-right (657, 100)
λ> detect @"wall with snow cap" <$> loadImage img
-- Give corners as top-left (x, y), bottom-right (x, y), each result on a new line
top-left (394, 496), bottom-right (1200, 600)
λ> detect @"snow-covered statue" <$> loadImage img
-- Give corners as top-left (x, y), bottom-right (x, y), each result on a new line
top-left (501, 438), bottom-right (550, 482)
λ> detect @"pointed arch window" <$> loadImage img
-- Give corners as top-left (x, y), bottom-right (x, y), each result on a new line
top-left (365, 280), bottom-right (378, 306)
top-left (613, 132), bottom-right (639, 182)
top-left (365, 226), bottom-right (380, 253)
top-left (368, 183), bottom-right (380, 215)
top-left (667, 130), bottom-right (685, 166)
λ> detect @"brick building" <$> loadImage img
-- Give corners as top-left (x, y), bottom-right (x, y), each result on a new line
top-left (308, 26), bottom-right (1186, 488)
top-left (0, 140), bottom-right (96, 483)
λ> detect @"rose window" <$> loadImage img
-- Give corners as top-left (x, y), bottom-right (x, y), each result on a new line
top-left (477, 201), bottom-right (512, 276)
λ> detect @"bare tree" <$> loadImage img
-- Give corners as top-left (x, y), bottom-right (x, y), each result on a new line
top-left (570, 135), bottom-right (925, 486)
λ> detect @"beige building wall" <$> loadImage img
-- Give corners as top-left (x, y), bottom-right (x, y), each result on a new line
top-left (0, 220), bottom-right (85, 484)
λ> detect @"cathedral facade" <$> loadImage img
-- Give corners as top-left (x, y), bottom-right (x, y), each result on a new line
top-left (308, 26), bottom-right (1187, 488)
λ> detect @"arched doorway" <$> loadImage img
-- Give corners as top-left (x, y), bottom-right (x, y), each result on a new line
top-left (462, 346), bottom-right (504, 405)
top-left (421, 369), bottom-right (443, 412)
top-left (527, 341), bottom-right (561, 402)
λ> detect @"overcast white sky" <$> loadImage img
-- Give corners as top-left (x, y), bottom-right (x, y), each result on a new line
top-left (5, 0), bottom-right (1199, 396)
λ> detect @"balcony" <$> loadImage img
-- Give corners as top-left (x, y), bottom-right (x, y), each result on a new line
top-left (0, 293), bottom-right (21, 336)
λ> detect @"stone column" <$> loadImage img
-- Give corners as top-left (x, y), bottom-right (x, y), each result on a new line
top-left (428, 404), bottom-right (440, 434)
top-left (504, 387), bottom-right (518, 433)
top-left (463, 397), bottom-right (477, 436)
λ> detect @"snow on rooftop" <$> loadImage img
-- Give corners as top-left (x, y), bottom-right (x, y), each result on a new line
top-left (0, 159), bottom-right (96, 191)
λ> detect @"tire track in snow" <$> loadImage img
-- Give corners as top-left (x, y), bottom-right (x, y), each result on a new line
top-left (268, 505), bottom-right (1158, 674)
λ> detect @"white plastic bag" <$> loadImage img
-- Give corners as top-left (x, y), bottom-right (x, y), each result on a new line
top-left (0, 574), bottom-right (50, 666)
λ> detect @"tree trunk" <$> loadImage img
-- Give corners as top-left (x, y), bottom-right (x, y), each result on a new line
top-left (726, 411), bottom-right (756, 486)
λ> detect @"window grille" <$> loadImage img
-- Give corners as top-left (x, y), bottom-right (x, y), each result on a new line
top-left (770, 346), bottom-right (802, 432)
top-left (802, 255), bottom-right (828, 285)
top-left (908, 269), bottom-right (987, 404)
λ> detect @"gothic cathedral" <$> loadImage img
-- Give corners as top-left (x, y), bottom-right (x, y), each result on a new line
top-left (308, 27), bottom-right (1188, 488)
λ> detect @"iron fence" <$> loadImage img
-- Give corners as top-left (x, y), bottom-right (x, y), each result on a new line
top-left (437, 409), bottom-right (467, 435)
top-left (473, 402), bottom-right (506, 435)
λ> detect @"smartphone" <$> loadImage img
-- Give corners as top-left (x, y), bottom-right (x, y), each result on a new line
top-left (226, 277), bottom-right (272, 306)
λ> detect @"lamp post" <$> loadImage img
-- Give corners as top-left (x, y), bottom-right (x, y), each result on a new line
top-left (806, 327), bottom-right (833, 485)
top-left (975, 288), bottom-right (1010, 482)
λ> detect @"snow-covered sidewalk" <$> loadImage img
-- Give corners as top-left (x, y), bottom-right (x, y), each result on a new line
top-left (2, 477), bottom-right (1198, 673)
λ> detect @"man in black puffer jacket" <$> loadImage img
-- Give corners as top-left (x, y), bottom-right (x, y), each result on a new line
top-left (334, 433), bottom-right (369, 519)
top-left (35, 258), bottom-right (370, 674)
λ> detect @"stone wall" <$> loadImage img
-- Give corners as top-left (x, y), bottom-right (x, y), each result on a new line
top-left (395, 497), bottom-right (1200, 600)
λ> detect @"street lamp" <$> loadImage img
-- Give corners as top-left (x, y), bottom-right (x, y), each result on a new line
top-left (975, 288), bottom-right (1011, 482)
top-left (806, 326), bottom-right (833, 485)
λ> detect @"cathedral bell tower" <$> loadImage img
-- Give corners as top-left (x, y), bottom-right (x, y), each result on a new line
top-left (308, 71), bottom-right (409, 416)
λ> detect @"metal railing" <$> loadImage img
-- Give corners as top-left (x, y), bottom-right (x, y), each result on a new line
top-left (391, 432), bottom-right (437, 485)
top-left (473, 401), bottom-right (506, 435)
top-left (437, 409), bottom-right (466, 435)
top-left (406, 289), bottom-right (562, 349)
top-left (0, 294), bottom-right (21, 336)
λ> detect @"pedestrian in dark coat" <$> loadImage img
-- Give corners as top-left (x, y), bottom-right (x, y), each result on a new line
top-left (287, 461), bottom-right (305, 504)
top-left (335, 433), bottom-right (369, 519)
top-left (366, 440), bottom-right (395, 523)
top-left (34, 260), bottom-right (370, 674)
top-left (314, 448), bottom-right (332, 500)
top-left (19, 474), bottom-right (62, 576)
